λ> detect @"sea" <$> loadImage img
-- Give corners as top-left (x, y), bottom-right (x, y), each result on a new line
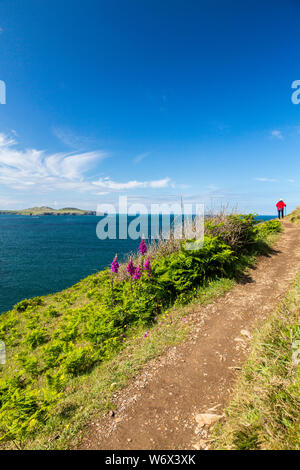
top-left (0, 214), bottom-right (276, 313)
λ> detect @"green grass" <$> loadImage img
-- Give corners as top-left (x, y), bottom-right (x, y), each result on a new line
top-left (1, 278), bottom-right (234, 450)
top-left (32, 278), bottom-right (237, 450)
top-left (212, 273), bottom-right (300, 450)
top-left (286, 205), bottom-right (300, 226)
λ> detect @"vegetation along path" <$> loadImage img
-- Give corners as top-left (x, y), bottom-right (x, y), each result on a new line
top-left (79, 221), bottom-right (300, 450)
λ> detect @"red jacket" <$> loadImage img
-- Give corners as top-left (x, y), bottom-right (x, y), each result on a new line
top-left (276, 201), bottom-right (286, 209)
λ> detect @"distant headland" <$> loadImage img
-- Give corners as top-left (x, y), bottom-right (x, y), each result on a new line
top-left (0, 206), bottom-right (96, 216)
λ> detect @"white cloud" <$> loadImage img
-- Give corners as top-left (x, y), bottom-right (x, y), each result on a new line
top-left (0, 196), bottom-right (23, 207)
top-left (92, 177), bottom-right (170, 190)
top-left (0, 134), bottom-right (16, 147)
top-left (254, 177), bottom-right (278, 183)
top-left (148, 178), bottom-right (170, 188)
top-left (44, 151), bottom-right (103, 180)
top-left (0, 133), bottom-right (171, 195)
top-left (52, 127), bottom-right (96, 150)
top-left (134, 152), bottom-right (151, 164)
top-left (270, 129), bottom-right (283, 140)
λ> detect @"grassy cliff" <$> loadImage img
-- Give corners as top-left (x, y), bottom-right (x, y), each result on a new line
top-left (0, 206), bottom-right (96, 216)
top-left (286, 206), bottom-right (300, 226)
top-left (0, 216), bottom-right (282, 449)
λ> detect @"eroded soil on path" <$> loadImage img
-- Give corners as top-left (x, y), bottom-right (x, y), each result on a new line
top-left (79, 221), bottom-right (300, 450)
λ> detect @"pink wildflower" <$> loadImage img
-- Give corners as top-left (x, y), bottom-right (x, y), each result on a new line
top-left (133, 264), bottom-right (141, 280)
top-left (144, 256), bottom-right (151, 276)
top-left (138, 236), bottom-right (147, 255)
top-left (111, 254), bottom-right (119, 273)
top-left (126, 257), bottom-right (135, 277)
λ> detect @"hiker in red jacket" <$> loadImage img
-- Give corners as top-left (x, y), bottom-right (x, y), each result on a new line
top-left (276, 199), bottom-right (286, 219)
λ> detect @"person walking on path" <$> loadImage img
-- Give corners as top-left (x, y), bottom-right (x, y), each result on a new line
top-left (276, 199), bottom-right (286, 219)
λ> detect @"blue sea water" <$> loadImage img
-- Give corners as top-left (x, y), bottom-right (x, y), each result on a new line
top-left (0, 214), bottom-right (276, 313)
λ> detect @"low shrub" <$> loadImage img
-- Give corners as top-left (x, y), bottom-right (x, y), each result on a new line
top-left (43, 340), bottom-right (65, 369)
top-left (0, 317), bottom-right (18, 340)
top-left (24, 328), bottom-right (49, 349)
top-left (150, 235), bottom-right (236, 303)
top-left (64, 346), bottom-right (95, 376)
top-left (0, 378), bottom-right (60, 443)
top-left (205, 214), bottom-right (258, 251)
top-left (46, 306), bottom-right (60, 318)
top-left (17, 354), bottom-right (39, 377)
top-left (15, 297), bottom-right (43, 312)
top-left (257, 219), bottom-right (282, 236)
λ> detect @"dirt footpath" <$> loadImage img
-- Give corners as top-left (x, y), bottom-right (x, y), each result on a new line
top-left (79, 221), bottom-right (300, 450)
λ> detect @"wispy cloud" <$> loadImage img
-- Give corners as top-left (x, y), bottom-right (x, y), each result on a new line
top-left (52, 127), bottom-right (97, 150)
top-left (133, 152), bottom-right (151, 164)
top-left (0, 133), bottom-right (171, 195)
top-left (255, 177), bottom-right (278, 182)
top-left (270, 129), bottom-right (283, 140)
top-left (0, 134), bottom-right (16, 147)
top-left (0, 196), bottom-right (24, 208)
top-left (92, 177), bottom-right (170, 190)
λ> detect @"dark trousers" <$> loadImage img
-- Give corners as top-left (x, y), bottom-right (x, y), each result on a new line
top-left (278, 209), bottom-right (284, 219)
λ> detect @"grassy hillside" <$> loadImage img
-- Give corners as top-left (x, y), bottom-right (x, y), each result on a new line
top-left (0, 215), bottom-right (282, 449)
top-left (0, 206), bottom-right (96, 215)
top-left (212, 272), bottom-right (300, 450)
top-left (286, 206), bottom-right (300, 226)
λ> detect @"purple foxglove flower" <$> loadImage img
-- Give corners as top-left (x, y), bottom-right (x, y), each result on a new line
top-left (144, 256), bottom-right (152, 277)
top-left (126, 257), bottom-right (135, 277)
top-left (138, 237), bottom-right (147, 255)
top-left (133, 264), bottom-right (141, 280)
top-left (111, 255), bottom-right (119, 273)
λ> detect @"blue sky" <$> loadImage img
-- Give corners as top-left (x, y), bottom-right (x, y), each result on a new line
top-left (0, 0), bottom-right (300, 214)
